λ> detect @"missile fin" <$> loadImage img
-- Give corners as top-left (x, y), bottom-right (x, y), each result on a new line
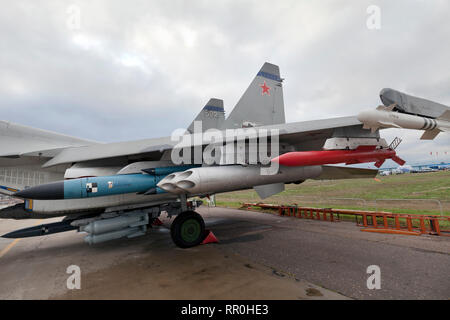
top-left (254, 183), bottom-right (285, 199)
top-left (374, 160), bottom-right (385, 168)
top-left (391, 155), bottom-right (406, 166)
top-left (437, 110), bottom-right (450, 121)
top-left (420, 129), bottom-right (440, 140)
top-left (361, 123), bottom-right (379, 132)
top-left (376, 104), bottom-right (396, 111)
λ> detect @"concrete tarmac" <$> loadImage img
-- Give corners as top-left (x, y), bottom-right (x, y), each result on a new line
top-left (0, 207), bottom-right (449, 299)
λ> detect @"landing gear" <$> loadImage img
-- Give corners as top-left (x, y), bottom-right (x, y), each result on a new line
top-left (170, 211), bottom-right (206, 248)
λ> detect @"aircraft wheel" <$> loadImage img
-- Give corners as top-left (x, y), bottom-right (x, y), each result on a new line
top-left (170, 211), bottom-right (205, 248)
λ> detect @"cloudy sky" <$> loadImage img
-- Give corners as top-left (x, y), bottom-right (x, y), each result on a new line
top-left (0, 0), bottom-right (449, 166)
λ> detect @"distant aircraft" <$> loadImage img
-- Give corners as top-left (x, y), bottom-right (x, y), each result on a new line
top-left (1, 62), bottom-right (448, 248)
top-left (397, 165), bottom-right (413, 173)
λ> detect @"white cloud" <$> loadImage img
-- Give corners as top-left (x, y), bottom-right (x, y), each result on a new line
top-left (0, 0), bottom-right (448, 163)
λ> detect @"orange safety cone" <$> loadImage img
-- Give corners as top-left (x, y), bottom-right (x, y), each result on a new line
top-left (201, 230), bottom-right (219, 244)
top-left (152, 218), bottom-right (163, 226)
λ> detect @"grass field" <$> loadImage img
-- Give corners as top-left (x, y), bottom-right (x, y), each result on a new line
top-left (216, 170), bottom-right (450, 216)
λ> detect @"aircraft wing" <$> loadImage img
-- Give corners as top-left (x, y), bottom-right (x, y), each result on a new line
top-left (40, 116), bottom-right (365, 167)
top-left (0, 120), bottom-right (97, 158)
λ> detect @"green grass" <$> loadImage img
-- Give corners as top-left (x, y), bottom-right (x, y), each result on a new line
top-left (216, 171), bottom-right (450, 216)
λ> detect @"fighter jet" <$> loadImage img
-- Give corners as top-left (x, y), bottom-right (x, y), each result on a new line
top-left (1, 63), bottom-right (448, 248)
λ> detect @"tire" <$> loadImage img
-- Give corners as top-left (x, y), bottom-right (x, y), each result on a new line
top-left (170, 211), bottom-right (205, 248)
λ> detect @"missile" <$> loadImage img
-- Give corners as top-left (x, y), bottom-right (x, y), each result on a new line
top-left (81, 212), bottom-right (148, 234)
top-left (357, 105), bottom-right (450, 140)
top-left (13, 173), bottom-right (160, 200)
top-left (13, 165), bottom-right (197, 200)
top-left (3, 209), bottom-right (149, 242)
top-left (82, 211), bottom-right (148, 244)
top-left (271, 146), bottom-right (405, 168)
top-left (157, 165), bottom-right (323, 195)
top-left (2, 220), bottom-right (77, 238)
top-left (84, 226), bottom-right (146, 244)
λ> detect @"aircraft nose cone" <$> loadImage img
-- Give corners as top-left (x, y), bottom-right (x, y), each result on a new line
top-left (14, 181), bottom-right (64, 200)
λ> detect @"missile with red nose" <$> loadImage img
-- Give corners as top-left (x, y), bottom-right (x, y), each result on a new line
top-left (271, 146), bottom-right (405, 168)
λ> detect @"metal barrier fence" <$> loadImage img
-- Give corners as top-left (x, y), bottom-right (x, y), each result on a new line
top-left (241, 203), bottom-right (450, 237)
top-left (237, 196), bottom-right (448, 214)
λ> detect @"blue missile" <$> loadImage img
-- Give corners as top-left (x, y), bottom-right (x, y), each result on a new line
top-left (13, 165), bottom-right (197, 200)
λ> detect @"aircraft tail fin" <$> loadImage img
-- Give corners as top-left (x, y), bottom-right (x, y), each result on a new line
top-left (187, 98), bottom-right (225, 133)
top-left (222, 62), bottom-right (285, 129)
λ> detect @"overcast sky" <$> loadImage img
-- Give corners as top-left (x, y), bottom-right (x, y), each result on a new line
top-left (0, 0), bottom-right (449, 166)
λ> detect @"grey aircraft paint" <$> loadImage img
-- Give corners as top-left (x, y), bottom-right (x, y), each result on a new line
top-left (187, 98), bottom-right (225, 133)
top-left (0, 62), bottom-right (447, 228)
top-left (380, 88), bottom-right (449, 119)
top-left (222, 62), bottom-right (285, 129)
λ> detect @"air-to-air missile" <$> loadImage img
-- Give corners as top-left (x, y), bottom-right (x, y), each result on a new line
top-left (272, 145), bottom-right (405, 168)
top-left (2, 220), bottom-right (78, 238)
top-left (13, 165), bottom-right (197, 200)
top-left (358, 89), bottom-right (450, 140)
top-left (80, 211), bottom-right (149, 244)
top-left (157, 165), bottom-right (323, 195)
top-left (3, 209), bottom-right (150, 244)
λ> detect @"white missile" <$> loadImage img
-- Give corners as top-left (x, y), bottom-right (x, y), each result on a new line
top-left (157, 165), bottom-right (323, 196)
top-left (357, 105), bottom-right (450, 140)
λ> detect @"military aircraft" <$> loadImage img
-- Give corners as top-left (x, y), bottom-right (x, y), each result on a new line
top-left (1, 62), bottom-right (448, 248)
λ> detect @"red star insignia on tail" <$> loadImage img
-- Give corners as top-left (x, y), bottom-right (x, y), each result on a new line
top-left (260, 81), bottom-right (270, 96)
